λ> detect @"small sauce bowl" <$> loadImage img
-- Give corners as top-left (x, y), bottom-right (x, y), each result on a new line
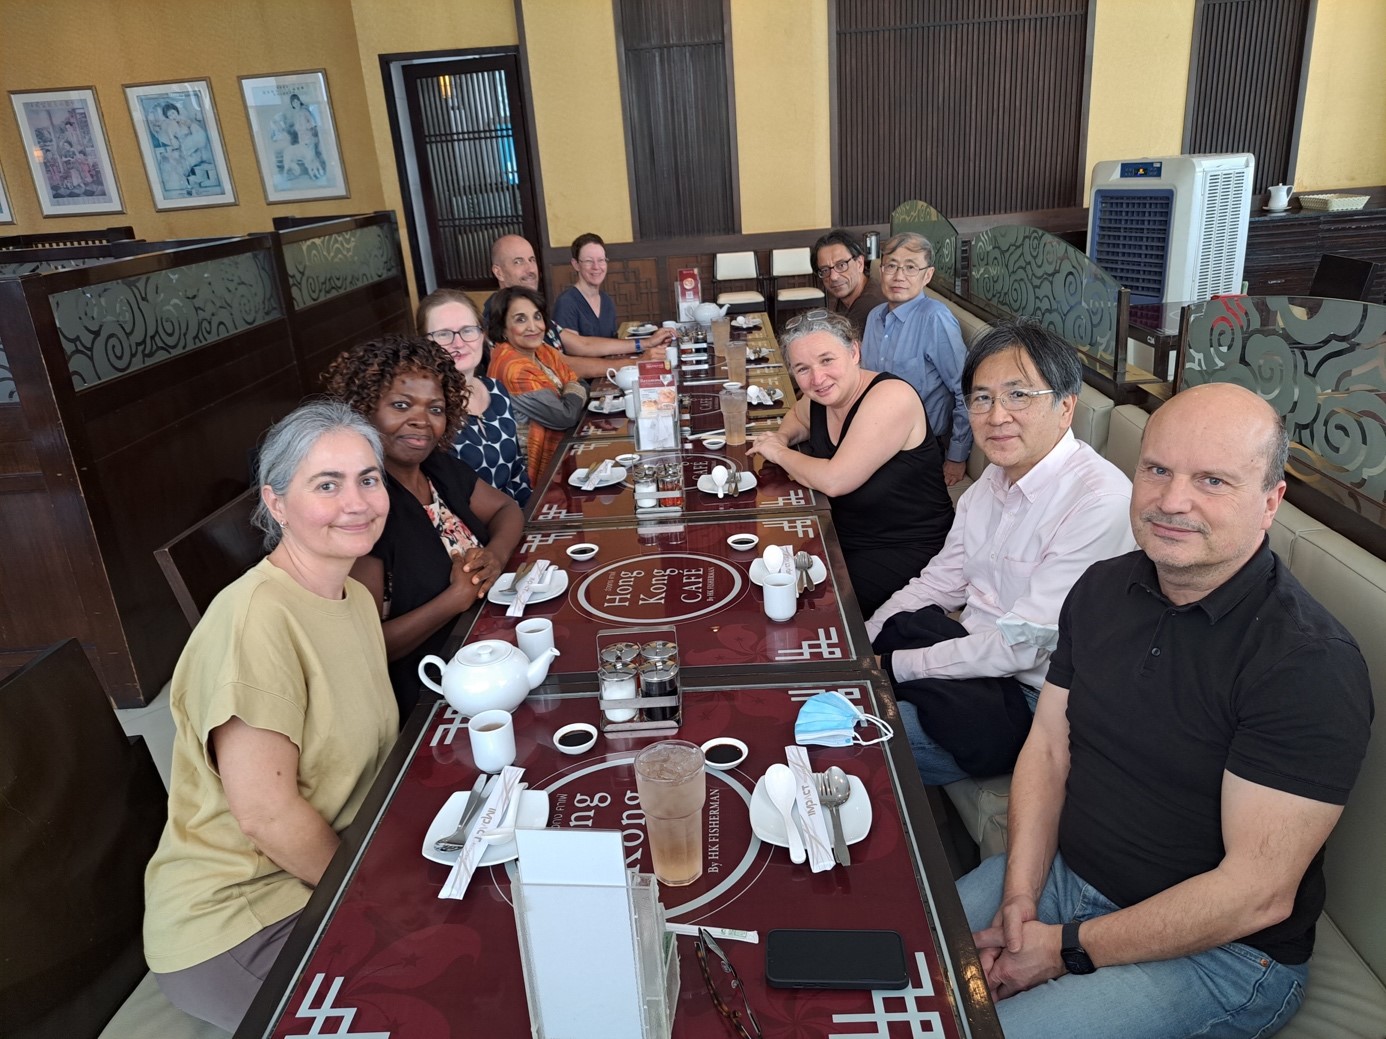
top-left (554, 722), bottom-right (598, 755)
top-left (702, 436), bottom-right (726, 450)
top-left (615, 452), bottom-right (640, 466)
top-left (566, 542), bottom-right (599, 561)
top-left (726, 533), bottom-right (760, 551)
top-left (700, 737), bottom-right (748, 770)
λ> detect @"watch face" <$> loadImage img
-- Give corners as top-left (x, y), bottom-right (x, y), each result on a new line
top-left (1061, 948), bottom-right (1096, 976)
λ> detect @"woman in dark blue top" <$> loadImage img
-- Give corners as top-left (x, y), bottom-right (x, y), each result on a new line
top-left (551, 232), bottom-right (618, 339)
top-left (748, 309), bottom-right (953, 616)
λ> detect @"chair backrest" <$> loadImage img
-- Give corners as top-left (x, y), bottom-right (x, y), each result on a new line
top-left (714, 251), bottom-right (759, 281)
top-left (771, 247), bottom-right (813, 278)
top-left (0, 639), bottom-right (167, 1039)
top-left (1307, 253), bottom-right (1381, 302)
top-left (155, 488), bottom-right (263, 628)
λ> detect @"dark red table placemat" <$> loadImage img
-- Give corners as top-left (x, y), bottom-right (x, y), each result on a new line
top-left (264, 686), bottom-right (965, 1039)
top-left (465, 513), bottom-right (859, 677)
top-left (528, 438), bottom-right (820, 526)
top-left (576, 385), bottom-right (786, 440)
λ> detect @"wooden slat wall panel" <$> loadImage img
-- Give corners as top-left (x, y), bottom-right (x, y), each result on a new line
top-left (836, 0), bottom-right (1089, 223)
top-left (619, 0), bottom-right (734, 237)
top-left (1187, 0), bottom-right (1308, 194)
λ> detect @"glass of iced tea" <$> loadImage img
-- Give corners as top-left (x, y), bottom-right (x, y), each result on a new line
top-left (634, 740), bottom-right (706, 886)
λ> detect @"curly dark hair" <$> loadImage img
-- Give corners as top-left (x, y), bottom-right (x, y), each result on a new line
top-left (321, 333), bottom-right (470, 442)
top-left (487, 285), bottom-right (547, 346)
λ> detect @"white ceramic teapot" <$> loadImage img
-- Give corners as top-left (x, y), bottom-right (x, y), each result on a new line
top-left (606, 365), bottom-right (641, 392)
top-left (693, 301), bottom-right (729, 327)
top-left (418, 639), bottom-right (560, 716)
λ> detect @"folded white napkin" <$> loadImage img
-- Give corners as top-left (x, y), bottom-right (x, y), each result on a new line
top-left (439, 765), bottom-right (525, 899)
top-left (746, 385), bottom-right (773, 405)
top-left (506, 560), bottom-right (553, 618)
top-left (582, 458), bottom-right (613, 491)
top-left (785, 747), bottom-right (834, 873)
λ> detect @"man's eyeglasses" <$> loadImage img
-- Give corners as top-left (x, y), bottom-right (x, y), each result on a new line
top-left (966, 388), bottom-right (1058, 413)
top-left (427, 326), bottom-right (484, 346)
top-left (880, 260), bottom-right (932, 278)
top-left (696, 929), bottom-right (763, 1039)
top-left (815, 257), bottom-right (857, 279)
top-left (578, 258), bottom-right (608, 268)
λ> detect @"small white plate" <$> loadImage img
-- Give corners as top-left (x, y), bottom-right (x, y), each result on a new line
top-left (566, 543), bottom-right (599, 561)
top-left (701, 737), bottom-right (748, 770)
top-left (696, 472), bottom-right (758, 496)
top-left (487, 569), bottom-right (570, 605)
top-left (749, 555), bottom-right (826, 587)
top-left (554, 722), bottom-right (598, 755)
top-left (568, 465), bottom-right (627, 489)
top-left (626, 324), bottom-right (658, 338)
top-left (749, 772), bottom-right (871, 848)
top-left (588, 396), bottom-right (625, 414)
top-left (423, 788), bottom-right (552, 866)
top-left (726, 533), bottom-right (761, 551)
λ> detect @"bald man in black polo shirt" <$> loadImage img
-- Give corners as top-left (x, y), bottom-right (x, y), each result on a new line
top-left (956, 383), bottom-right (1373, 1039)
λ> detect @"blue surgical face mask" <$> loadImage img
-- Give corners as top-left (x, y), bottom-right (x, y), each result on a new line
top-left (794, 690), bottom-right (894, 747)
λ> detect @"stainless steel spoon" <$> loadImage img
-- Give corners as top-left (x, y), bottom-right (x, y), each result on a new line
top-left (820, 766), bottom-right (851, 866)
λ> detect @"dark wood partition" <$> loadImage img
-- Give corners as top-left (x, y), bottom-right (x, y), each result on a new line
top-left (0, 236), bottom-right (303, 705)
top-left (274, 212), bottom-right (412, 391)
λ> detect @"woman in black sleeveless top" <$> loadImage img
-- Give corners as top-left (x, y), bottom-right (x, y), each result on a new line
top-left (748, 310), bottom-right (953, 616)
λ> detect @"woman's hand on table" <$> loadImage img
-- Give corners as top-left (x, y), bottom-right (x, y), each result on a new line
top-left (445, 555), bottom-right (484, 610)
top-left (460, 545), bottom-right (502, 594)
top-left (746, 431), bottom-right (789, 464)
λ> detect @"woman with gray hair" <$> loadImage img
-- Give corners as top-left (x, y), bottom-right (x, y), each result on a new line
top-left (143, 401), bottom-right (399, 1031)
top-left (749, 309), bottom-right (953, 615)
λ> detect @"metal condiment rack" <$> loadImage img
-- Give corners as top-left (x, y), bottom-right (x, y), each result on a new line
top-left (595, 625), bottom-right (681, 736)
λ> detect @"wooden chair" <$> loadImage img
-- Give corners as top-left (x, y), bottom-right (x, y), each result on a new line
top-left (712, 251), bottom-right (766, 315)
top-left (768, 247), bottom-right (826, 328)
top-left (154, 489), bottom-right (264, 628)
top-left (0, 640), bottom-right (169, 1038)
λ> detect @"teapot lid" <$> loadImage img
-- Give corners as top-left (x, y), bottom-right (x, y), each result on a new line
top-left (456, 640), bottom-right (520, 666)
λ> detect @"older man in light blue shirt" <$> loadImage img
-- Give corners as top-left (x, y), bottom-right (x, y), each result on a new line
top-left (861, 232), bottom-right (971, 484)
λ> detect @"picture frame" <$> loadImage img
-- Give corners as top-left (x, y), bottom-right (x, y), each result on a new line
top-left (8, 86), bottom-right (123, 217)
top-left (123, 79), bottom-right (236, 210)
top-left (239, 69), bottom-right (348, 204)
top-left (0, 161), bottom-right (13, 224)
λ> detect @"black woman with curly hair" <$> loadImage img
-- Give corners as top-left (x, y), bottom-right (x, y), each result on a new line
top-left (323, 334), bottom-right (524, 717)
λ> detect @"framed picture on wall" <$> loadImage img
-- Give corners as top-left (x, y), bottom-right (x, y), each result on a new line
top-left (123, 79), bottom-right (236, 210)
top-left (0, 161), bottom-right (14, 224)
top-left (8, 86), bottom-right (124, 217)
top-left (238, 69), bottom-right (348, 204)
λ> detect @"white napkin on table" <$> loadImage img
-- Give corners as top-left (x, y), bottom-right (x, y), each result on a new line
top-left (785, 746), bottom-right (834, 873)
top-left (506, 560), bottom-right (553, 618)
top-left (582, 458), bottom-right (613, 491)
top-left (439, 765), bottom-right (525, 900)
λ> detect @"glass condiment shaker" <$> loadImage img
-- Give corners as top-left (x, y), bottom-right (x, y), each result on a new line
top-left (641, 640), bottom-right (678, 665)
top-left (597, 661), bottom-right (639, 722)
top-left (657, 462), bottom-right (684, 508)
top-left (638, 659), bottom-right (679, 722)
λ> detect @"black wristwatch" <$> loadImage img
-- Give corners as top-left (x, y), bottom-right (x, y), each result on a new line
top-left (1060, 920), bottom-right (1096, 975)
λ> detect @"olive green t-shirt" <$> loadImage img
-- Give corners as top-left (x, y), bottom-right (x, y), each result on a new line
top-left (143, 558), bottom-right (398, 973)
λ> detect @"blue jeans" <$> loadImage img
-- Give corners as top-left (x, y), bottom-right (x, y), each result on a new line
top-left (897, 692), bottom-right (1038, 785)
top-left (957, 853), bottom-right (1309, 1039)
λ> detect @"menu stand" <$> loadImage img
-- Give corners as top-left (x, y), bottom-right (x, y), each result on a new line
top-left (512, 829), bottom-right (679, 1039)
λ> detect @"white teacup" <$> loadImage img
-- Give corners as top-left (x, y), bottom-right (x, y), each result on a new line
top-left (468, 709), bottom-right (516, 773)
top-left (762, 573), bottom-right (797, 622)
top-left (515, 618), bottom-right (555, 661)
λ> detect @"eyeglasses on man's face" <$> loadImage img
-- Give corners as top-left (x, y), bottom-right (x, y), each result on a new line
top-left (880, 260), bottom-right (932, 278)
top-left (815, 257), bottom-right (858, 279)
top-left (427, 326), bottom-right (484, 346)
top-left (696, 929), bottom-right (763, 1039)
top-left (578, 257), bottom-right (608, 268)
top-left (966, 387), bottom-right (1057, 413)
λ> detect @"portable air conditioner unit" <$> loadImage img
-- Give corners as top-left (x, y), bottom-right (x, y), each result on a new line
top-left (1088, 153), bottom-right (1255, 323)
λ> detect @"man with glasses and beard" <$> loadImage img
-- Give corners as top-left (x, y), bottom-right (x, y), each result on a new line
top-left (812, 229), bottom-right (886, 335)
top-left (861, 232), bottom-right (971, 484)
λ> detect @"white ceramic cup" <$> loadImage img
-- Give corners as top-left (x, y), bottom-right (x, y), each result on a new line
top-left (468, 709), bottom-right (516, 773)
top-left (762, 573), bottom-right (797, 622)
top-left (515, 618), bottom-right (555, 661)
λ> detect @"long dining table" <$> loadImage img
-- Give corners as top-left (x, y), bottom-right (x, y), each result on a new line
top-left (234, 315), bottom-right (1002, 1039)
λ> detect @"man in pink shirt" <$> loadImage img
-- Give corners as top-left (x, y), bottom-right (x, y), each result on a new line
top-left (867, 321), bottom-right (1135, 784)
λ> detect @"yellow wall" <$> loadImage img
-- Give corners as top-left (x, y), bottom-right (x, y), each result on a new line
top-left (730, 0), bottom-right (832, 233)
top-left (0, 0), bottom-right (385, 237)
top-left (1296, 0), bottom-right (1386, 189)
top-left (518, 0), bottom-right (632, 247)
top-left (1084, 0), bottom-right (1196, 196)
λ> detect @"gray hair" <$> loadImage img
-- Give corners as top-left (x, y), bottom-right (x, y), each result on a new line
top-left (779, 308), bottom-right (859, 357)
top-left (881, 231), bottom-right (934, 268)
top-left (1261, 416), bottom-right (1290, 492)
top-left (251, 400), bottom-right (384, 550)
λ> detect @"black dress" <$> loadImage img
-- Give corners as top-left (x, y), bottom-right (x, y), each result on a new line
top-left (371, 451), bottom-right (491, 719)
top-left (802, 372), bottom-right (953, 617)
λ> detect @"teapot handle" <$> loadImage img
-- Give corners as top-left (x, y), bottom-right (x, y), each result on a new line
top-left (418, 654), bottom-right (447, 695)
top-left (606, 367), bottom-right (619, 382)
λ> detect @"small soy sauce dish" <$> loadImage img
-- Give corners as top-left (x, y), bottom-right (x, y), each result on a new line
top-left (700, 737), bottom-right (748, 770)
top-left (554, 722), bottom-right (598, 755)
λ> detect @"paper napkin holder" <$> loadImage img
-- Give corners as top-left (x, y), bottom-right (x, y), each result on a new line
top-left (512, 829), bottom-right (678, 1039)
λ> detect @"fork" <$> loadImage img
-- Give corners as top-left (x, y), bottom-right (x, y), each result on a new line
top-left (817, 770), bottom-right (851, 867)
top-left (434, 775), bottom-right (492, 852)
top-left (794, 551), bottom-right (816, 594)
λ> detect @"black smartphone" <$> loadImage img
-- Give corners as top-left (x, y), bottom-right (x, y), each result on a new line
top-left (764, 928), bottom-right (910, 990)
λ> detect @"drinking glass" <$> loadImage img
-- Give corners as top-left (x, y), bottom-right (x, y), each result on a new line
top-left (634, 740), bottom-right (706, 886)
top-left (719, 382), bottom-right (748, 446)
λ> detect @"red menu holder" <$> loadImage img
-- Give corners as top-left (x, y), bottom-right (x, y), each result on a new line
top-left (675, 267), bottom-right (702, 323)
